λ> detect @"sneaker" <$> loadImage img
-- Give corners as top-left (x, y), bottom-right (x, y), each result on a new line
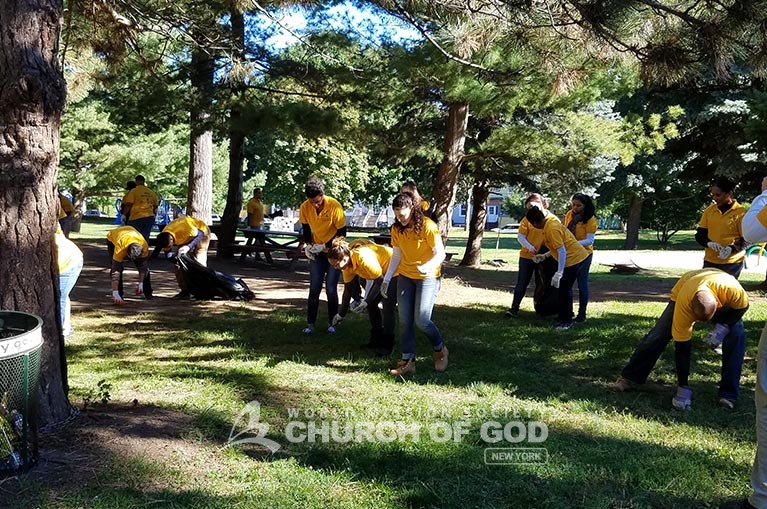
top-left (574, 315), bottom-right (587, 324)
top-left (554, 322), bottom-right (573, 331)
top-left (718, 397), bottom-right (735, 410)
top-left (607, 377), bottom-right (637, 392)
top-left (302, 326), bottom-right (314, 335)
top-left (389, 359), bottom-right (416, 376)
top-left (672, 386), bottom-right (693, 411)
top-left (719, 499), bottom-right (757, 509)
top-left (433, 346), bottom-right (449, 372)
top-left (327, 325), bottom-right (336, 334)
top-left (504, 308), bottom-right (518, 318)
top-left (173, 290), bottom-right (192, 300)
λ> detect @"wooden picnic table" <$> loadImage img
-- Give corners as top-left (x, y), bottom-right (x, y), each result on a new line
top-left (234, 227), bottom-right (305, 265)
top-left (369, 233), bottom-right (392, 245)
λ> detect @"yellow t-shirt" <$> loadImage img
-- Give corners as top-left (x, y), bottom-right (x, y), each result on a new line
top-left (299, 196), bottom-right (346, 245)
top-left (563, 211), bottom-right (598, 255)
top-left (669, 268), bottom-right (749, 341)
top-left (162, 216), bottom-right (208, 245)
top-left (698, 202), bottom-right (746, 264)
top-left (391, 217), bottom-right (442, 279)
top-left (123, 185), bottom-right (159, 221)
top-left (542, 219), bottom-right (589, 267)
top-left (55, 230), bottom-right (83, 272)
top-left (342, 243), bottom-right (393, 283)
top-left (58, 195), bottom-right (74, 220)
top-left (518, 214), bottom-right (559, 260)
top-left (107, 226), bottom-right (149, 262)
top-left (246, 198), bottom-right (265, 227)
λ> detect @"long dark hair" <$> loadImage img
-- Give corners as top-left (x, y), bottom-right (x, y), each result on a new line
top-left (392, 192), bottom-right (424, 236)
top-left (572, 193), bottom-right (596, 224)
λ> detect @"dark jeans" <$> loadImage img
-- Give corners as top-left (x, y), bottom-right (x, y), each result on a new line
top-left (397, 276), bottom-right (444, 360)
top-left (308, 253), bottom-right (340, 326)
top-left (621, 301), bottom-right (746, 400)
top-left (557, 261), bottom-right (583, 324)
top-left (128, 216), bottom-right (155, 243)
top-left (576, 253), bottom-right (593, 319)
top-left (511, 257), bottom-right (536, 312)
top-left (703, 259), bottom-right (744, 279)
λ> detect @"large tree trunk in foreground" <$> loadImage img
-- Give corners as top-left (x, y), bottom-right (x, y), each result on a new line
top-left (460, 178), bottom-right (490, 267)
top-left (623, 194), bottom-right (644, 250)
top-left (0, 0), bottom-right (72, 427)
top-left (188, 47), bottom-right (214, 224)
top-left (431, 102), bottom-right (469, 241)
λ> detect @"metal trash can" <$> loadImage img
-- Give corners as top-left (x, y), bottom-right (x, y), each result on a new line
top-left (0, 311), bottom-right (43, 475)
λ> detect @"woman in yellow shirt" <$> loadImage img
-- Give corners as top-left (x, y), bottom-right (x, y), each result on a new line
top-left (694, 177), bottom-right (746, 278)
top-left (563, 193), bottom-right (598, 323)
top-left (383, 192), bottom-right (448, 376)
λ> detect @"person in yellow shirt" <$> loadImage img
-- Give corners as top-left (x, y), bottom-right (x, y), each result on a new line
top-left (525, 206), bottom-right (589, 330)
top-left (106, 226), bottom-right (152, 304)
top-left (153, 216), bottom-right (211, 299)
top-left (298, 176), bottom-right (347, 334)
top-left (328, 238), bottom-right (396, 356)
top-left (58, 192), bottom-right (75, 238)
top-left (120, 180), bottom-right (136, 225)
top-left (609, 268), bottom-right (749, 411)
top-left (246, 188), bottom-right (266, 228)
top-left (695, 177), bottom-right (746, 278)
top-left (384, 191), bottom-right (448, 376)
top-left (563, 193), bottom-right (598, 323)
top-left (55, 227), bottom-right (83, 337)
top-left (122, 174), bottom-right (159, 242)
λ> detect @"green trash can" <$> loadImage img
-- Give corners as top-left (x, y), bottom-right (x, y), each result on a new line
top-left (0, 311), bottom-right (43, 475)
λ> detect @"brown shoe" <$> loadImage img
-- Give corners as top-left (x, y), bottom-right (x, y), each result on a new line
top-left (389, 359), bottom-right (416, 376)
top-left (433, 346), bottom-right (449, 372)
top-left (607, 377), bottom-right (636, 392)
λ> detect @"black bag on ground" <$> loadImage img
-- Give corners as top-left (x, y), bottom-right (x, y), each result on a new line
top-left (176, 254), bottom-right (255, 301)
top-left (533, 253), bottom-right (559, 316)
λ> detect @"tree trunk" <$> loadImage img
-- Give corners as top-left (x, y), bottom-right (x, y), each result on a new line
top-left (0, 0), bottom-right (72, 427)
top-left (460, 178), bottom-right (490, 267)
top-left (188, 47), bottom-right (214, 224)
top-left (220, 7), bottom-right (245, 255)
top-left (431, 102), bottom-right (469, 241)
top-left (623, 194), bottom-right (644, 250)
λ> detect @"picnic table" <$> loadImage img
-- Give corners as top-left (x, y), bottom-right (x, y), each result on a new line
top-left (220, 227), bottom-right (305, 266)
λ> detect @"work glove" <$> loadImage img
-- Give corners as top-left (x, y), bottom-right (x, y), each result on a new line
top-left (332, 314), bottom-right (344, 326)
top-left (177, 245), bottom-right (190, 256)
top-left (350, 299), bottom-right (363, 312)
top-left (112, 290), bottom-right (124, 305)
top-left (703, 323), bottom-right (730, 349)
top-left (352, 301), bottom-right (368, 314)
top-left (309, 243), bottom-right (325, 254)
top-left (304, 244), bottom-right (316, 260)
top-left (135, 282), bottom-right (144, 295)
top-left (532, 252), bottom-right (550, 264)
top-left (718, 245), bottom-right (733, 259)
top-left (166, 250), bottom-right (175, 259)
top-left (380, 280), bottom-right (390, 299)
top-left (707, 241), bottom-right (724, 252)
top-left (551, 271), bottom-right (563, 288)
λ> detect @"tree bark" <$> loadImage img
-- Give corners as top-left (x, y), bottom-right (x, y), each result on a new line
top-left (0, 0), bottom-right (72, 427)
top-left (460, 178), bottom-right (490, 267)
top-left (431, 102), bottom-right (469, 241)
top-left (188, 47), bottom-right (214, 224)
top-left (623, 194), bottom-right (644, 250)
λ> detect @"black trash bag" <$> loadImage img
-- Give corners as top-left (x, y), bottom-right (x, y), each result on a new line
top-left (533, 253), bottom-right (559, 316)
top-left (175, 254), bottom-right (255, 301)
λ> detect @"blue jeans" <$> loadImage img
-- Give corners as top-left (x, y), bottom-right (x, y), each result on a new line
top-left (397, 276), bottom-right (444, 360)
top-left (59, 258), bottom-right (83, 336)
top-left (307, 253), bottom-right (340, 326)
top-left (703, 259), bottom-right (744, 279)
top-left (576, 253), bottom-right (592, 319)
top-left (621, 301), bottom-right (746, 400)
top-left (510, 257), bottom-right (536, 312)
top-left (557, 261), bottom-right (583, 324)
top-left (128, 216), bottom-right (155, 243)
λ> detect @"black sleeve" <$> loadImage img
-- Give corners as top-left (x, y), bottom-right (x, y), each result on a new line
top-left (185, 229), bottom-right (205, 250)
top-left (302, 224), bottom-right (312, 244)
top-left (712, 305), bottom-right (749, 327)
top-left (695, 227), bottom-right (709, 248)
top-left (325, 226), bottom-right (348, 248)
top-left (338, 281), bottom-right (353, 316)
top-left (731, 236), bottom-right (746, 253)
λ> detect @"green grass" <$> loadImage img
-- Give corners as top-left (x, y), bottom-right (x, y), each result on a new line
top-left (16, 223), bottom-right (761, 508)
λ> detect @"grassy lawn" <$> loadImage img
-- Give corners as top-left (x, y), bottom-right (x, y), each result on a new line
top-left (11, 222), bottom-right (765, 508)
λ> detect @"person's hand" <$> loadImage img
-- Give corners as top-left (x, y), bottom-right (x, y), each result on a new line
top-left (332, 314), bottom-right (344, 326)
top-left (135, 282), bottom-right (144, 295)
top-left (177, 245), bottom-right (190, 256)
top-left (416, 264), bottom-right (431, 275)
top-left (380, 280), bottom-right (390, 299)
top-left (309, 243), bottom-right (325, 254)
top-left (532, 253), bottom-right (550, 264)
top-left (352, 301), bottom-right (368, 314)
top-left (707, 241), bottom-right (723, 252)
top-left (304, 244), bottom-right (316, 260)
top-left (703, 323), bottom-right (730, 349)
top-left (718, 245), bottom-right (732, 259)
top-left (166, 250), bottom-right (175, 259)
top-left (551, 271), bottom-right (563, 288)
top-left (112, 290), bottom-right (124, 305)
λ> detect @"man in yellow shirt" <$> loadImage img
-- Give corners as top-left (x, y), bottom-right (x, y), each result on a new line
top-left (154, 216), bottom-right (211, 299)
top-left (58, 192), bottom-right (75, 238)
top-left (106, 226), bottom-right (152, 304)
top-left (609, 268), bottom-right (748, 410)
top-left (122, 174), bottom-right (159, 242)
top-left (246, 188), bottom-right (266, 228)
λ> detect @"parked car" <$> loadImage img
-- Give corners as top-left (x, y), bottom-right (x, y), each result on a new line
top-left (211, 212), bottom-right (221, 223)
top-left (490, 223), bottom-right (520, 233)
top-left (83, 209), bottom-right (109, 218)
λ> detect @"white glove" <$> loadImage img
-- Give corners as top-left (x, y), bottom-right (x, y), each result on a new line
top-left (381, 280), bottom-right (390, 299)
top-left (135, 282), bottom-right (144, 295)
top-left (532, 253), bottom-right (550, 264)
top-left (707, 241), bottom-right (724, 252)
top-left (304, 244), bottom-right (316, 260)
top-left (349, 299), bottom-right (363, 312)
top-left (309, 243), bottom-right (325, 254)
top-left (177, 245), bottom-right (190, 256)
top-left (352, 301), bottom-right (368, 314)
top-left (332, 314), bottom-right (344, 326)
top-left (166, 251), bottom-right (175, 259)
top-left (718, 245), bottom-right (732, 259)
top-left (704, 323), bottom-right (730, 349)
top-left (551, 271), bottom-right (563, 288)
top-left (112, 290), bottom-right (124, 305)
